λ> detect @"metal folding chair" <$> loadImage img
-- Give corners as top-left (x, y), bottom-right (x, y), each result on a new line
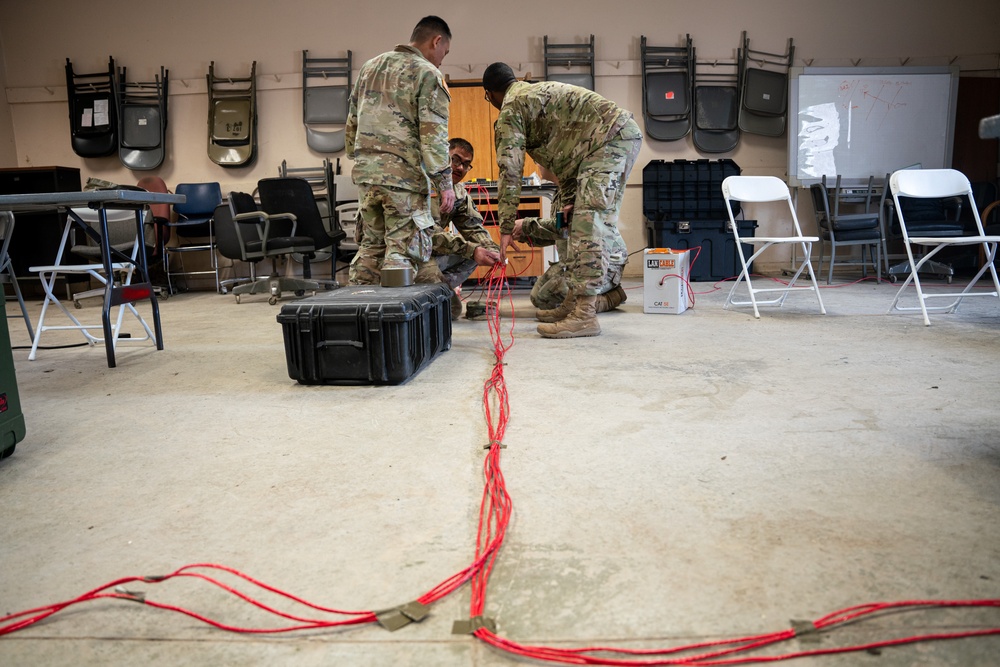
top-left (302, 50), bottom-right (352, 153)
top-left (207, 61), bottom-right (257, 167)
top-left (738, 31), bottom-right (793, 137)
top-left (543, 34), bottom-right (595, 90)
top-left (118, 65), bottom-right (168, 170)
top-left (640, 35), bottom-right (693, 142)
top-left (65, 56), bottom-right (117, 158)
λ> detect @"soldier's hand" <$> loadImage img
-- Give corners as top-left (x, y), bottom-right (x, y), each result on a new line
top-left (512, 219), bottom-right (525, 241)
top-left (439, 188), bottom-right (456, 215)
top-left (562, 204), bottom-right (574, 224)
top-left (499, 233), bottom-right (518, 262)
top-left (473, 246), bottom-right (501, 267)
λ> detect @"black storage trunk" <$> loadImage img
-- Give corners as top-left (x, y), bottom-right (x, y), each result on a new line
top-left (277, 284), bottom-right (453, 385)
top-left (642, 158), bottom-right (741, 221)
top-left (646, 219), bottom-right (758, 282)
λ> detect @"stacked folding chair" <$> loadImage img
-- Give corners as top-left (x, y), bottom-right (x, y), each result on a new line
top-left (543, 35), bottom-right (595, 90)
top-left (738, 31), bottom-right (794, 137)
top-left (302, 50), bottom-right (352, 154)
top-left (640, 35), bottom-right (694, 142)
top-left (207, 61), bottom-right (257, 167)
top-left (65, 56), bottom-right (117, 158)
top-left (117, 65), bottom-right (168, 170)
top-left (692, 39), bottom-right (742, 154)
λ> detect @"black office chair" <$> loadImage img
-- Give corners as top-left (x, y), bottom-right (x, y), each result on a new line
top-left (224, 192), bottom-right (319, 304)
top-left (256, 177), bottom-right (345, 291)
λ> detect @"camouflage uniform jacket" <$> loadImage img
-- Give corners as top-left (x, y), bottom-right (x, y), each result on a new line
top-left (494, 81), bottom-right (632, 234)
top-left (345, 44), bottom-right (452, 197)
top-left (431, 181), bottom-right (499, 259)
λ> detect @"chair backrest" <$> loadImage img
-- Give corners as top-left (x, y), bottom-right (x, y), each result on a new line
top-left (722, 176), bottom-right (804, 236)
top-left (174, 182), bottom-right (223, 218)
top-left (136, 176), bottom-right (171, 223)
top-left (258, 177), bottom-right (340, 252)
top-left (890, 168), bottom-right (981, 236)
top-left (722, 175), bottom-right (790, 203)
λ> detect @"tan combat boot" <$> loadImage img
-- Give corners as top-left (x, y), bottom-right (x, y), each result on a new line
top-left (537, 295), bottom-right (600, 338)
top-left (595, 285), bottom-right (627, 313)
top-left (535, 292), bottom-right (576, 323)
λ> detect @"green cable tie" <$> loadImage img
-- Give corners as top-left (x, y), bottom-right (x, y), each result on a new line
top-left (375, 600), bottom-right (430, 631)
top-left (452, 615), bottom-right (497, 635)
top-left (790, 619), bottom-right (820, 642)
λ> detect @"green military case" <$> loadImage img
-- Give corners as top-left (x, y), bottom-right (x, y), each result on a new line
top-left (1, 290), bottom-right (26, 459)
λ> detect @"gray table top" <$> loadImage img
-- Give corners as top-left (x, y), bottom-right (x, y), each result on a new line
top-left (0, 190), bottom-right (185, 210)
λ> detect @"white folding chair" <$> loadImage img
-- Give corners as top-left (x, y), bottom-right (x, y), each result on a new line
top-left (721, 175), bottom-right (826, 318)
top-left (28, 207), bottom-right (156, 361)
top-left (887, 169), bottom-right (1000, 326)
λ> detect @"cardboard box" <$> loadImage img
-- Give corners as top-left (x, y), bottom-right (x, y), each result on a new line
top-left (643, 248), bottom-right (691, 314)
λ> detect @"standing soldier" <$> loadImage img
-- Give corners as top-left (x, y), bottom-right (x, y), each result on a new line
top-left (345, 16), bottom-right (455, 286)
top-left (483, 62), bottom-right (642, 338)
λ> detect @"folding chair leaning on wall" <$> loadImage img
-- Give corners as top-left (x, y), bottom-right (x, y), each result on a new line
top-left (207, 61), bottom-right (257, 168)
top-left (640, 35), bottom-right (694, 142)
top-left (302, 50), bottom-right (352, 154)
top-left (65, 56), bottom-right (117, 158)
top-left (117, 65), bottom-right (169, 170)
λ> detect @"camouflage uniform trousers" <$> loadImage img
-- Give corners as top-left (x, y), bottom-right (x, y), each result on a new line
top-left (348, 184), bottom-right (436, 285)
top-left (530, 260), bottom-right (626, 310)
top-left (565, 118), bottom-right (642, 296)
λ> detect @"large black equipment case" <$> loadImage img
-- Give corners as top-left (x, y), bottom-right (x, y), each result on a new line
top-left (277, 283), bottom-right (453, 385)
top-left (642, 158), bottom-right (757, 282)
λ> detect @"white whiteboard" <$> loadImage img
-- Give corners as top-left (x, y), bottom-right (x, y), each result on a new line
top-left (787, 67), bottom-right (959, 186)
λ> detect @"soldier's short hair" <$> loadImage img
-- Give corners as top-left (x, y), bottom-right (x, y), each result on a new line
top-left (483, 62), bottom-right (517, 93)
top-left (411, 16), bottom-right (452, 43)
top-left (449, 137), bottom-right (474, 158)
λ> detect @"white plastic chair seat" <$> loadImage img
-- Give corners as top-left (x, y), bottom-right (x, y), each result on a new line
top-left (722, 175), bottom-right (827, 318)
top-left (887, 169), bottom-right (1000, 325)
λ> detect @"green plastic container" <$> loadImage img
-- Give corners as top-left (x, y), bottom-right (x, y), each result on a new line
top-left (1, 290), bottom-right (26, 459)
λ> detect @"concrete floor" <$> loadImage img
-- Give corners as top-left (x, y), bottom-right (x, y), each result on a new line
top-left (2, 274), bottom-right (999, 666)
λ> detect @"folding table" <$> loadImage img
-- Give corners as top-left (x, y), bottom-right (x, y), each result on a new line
top-left (0, 189), bottom-right (185, 367)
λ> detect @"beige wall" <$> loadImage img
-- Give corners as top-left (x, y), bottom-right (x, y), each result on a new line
top-left (1, 0), bottom-right (998, 274)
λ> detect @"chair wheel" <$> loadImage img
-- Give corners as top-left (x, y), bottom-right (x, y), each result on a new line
top-left (889, 274), bottom-right (898, 284)
top-left (235, 294), bottom-right (242, 304)
top-left (295, 290), bottom-right (305, 297)
top-left (268, 296), bottom-right (278, 305)
top-left (73, 300), bottom-right (82, 309)
top-left (946, 275), bottom-right (953, 284)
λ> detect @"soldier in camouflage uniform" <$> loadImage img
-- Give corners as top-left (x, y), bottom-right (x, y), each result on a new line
top-left (511, 166), bottom-right (627, 319)
top-left (431, 139), bottom-right (501, 290)
top-left (344, 16), bottom-right (455, 286)
top-left (483, 62), bottom-right (642, 339)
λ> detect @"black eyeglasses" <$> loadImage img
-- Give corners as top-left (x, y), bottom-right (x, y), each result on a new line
top-left (450, 155), bottom-right (473, 170)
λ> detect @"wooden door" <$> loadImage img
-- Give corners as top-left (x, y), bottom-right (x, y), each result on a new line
top-left (448, 80), bottom-right (537, 182)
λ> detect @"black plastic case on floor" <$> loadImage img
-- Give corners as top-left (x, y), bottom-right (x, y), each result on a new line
top-left (1, 291), bottom-right (26, 460)
top-left (277, 284), bottom-right (453, 385)
top-left (646, 219), bottom-right (758, 282)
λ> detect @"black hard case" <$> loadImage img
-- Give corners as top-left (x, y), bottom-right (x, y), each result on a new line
top-left (277, 284), bottom-right (453, 385)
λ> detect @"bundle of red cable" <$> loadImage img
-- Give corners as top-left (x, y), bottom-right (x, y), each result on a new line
top-left (2, 261), bottom-right (999, 665)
